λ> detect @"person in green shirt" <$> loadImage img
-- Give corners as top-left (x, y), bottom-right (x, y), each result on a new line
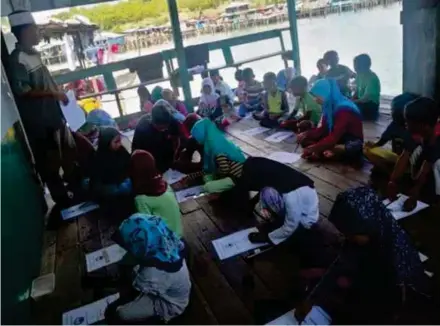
top-left (353, 54), bottom-right (381, 121)
top-left (280, 76), bottom-right (322, 133)
top-left (130, 150), bottom-right (182, 236)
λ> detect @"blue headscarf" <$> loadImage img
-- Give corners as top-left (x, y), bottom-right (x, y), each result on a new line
top-left (86, 109), bottom-right (118, 128)
top-left (119, 213), bottom-right (184, 272)
top-left (310, 79), bottom-right (360, 131)
top-left (191, 118), bottom-right (246, 173)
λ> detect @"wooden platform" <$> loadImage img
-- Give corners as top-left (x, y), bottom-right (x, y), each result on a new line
top-left (35, 113), bottom-right (440, 325)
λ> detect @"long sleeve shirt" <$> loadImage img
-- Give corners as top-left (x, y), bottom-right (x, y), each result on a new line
top-left (306, 110), bottom-right (363, 151)
top-left (268, 186), bottom-right (320, 245)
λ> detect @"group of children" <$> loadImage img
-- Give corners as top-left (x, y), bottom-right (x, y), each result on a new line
top-left (61, 50), bottom-right (440, 324)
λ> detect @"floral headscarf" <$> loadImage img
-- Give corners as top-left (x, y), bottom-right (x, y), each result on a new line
top-left (119, 213), bottom-right (184, 272)
top-left (259, 187), bottom-right (286, 218)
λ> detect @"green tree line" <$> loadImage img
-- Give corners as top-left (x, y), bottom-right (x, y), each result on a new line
top-left (54, 0), bottom-right (283, 32)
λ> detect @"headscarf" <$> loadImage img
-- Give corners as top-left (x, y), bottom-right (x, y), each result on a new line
top-left (310, 79), bottom-right (360, 131)
top-left (86, 109), bottom-right (117, 128)
top-left (151, 86), bottom-right (164, 103)
top-left (130, 150), bottom-right (167, 196)
top-left (200, 78), bottom-right (219, 107)
top-left (91, 127), bottom-right (130, 185)
top-left (191, 118), bottom-right (246, 173)
top-left (391, 92), bottom-right (420, 124)
top-left (260, 187), bottom-right (286, 217)
top-left (153, 99), bottom-right (185, 122)
top-left (328, 186), bottom-right (429, 295)
top-left (119, 213), bottom-right (184, 272)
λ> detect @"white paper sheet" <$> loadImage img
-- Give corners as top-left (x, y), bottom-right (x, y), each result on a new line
top-left (62, 293), bottom-right (120, 325)
top-left (175, 185), bottom-right (205, 203)
top-left (419, 252), bottom-right (428, 263)
top-left (266, 306), bottom-right (331, 325)
top-left (264, 131), bottom-right (294, 143)
top-left (61, 202), bottom-right (99, 221)
top-left (266, 310), bottom-right (298, 325)
top-left (268, 151), bottom-right (301, 164)
top-left (241, 126), bottom-right (270, 136)
top-left (301, 306), bottom-right (331, 325)
top-left (85, 244), bottom-right (127, 272)
top-left (382, 194), bottom-right (429, 220)
top-left (122, 129), bottom-right (135, 139)
top-left (163, 169), bottom-right (187, 185)
top-left (212, 227), bottom-right (268, 260)
top-left (60, 90), bottom-right (86, 132)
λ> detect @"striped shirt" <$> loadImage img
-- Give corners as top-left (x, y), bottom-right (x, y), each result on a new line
top-left (215, 154), bottom-right (244, 178)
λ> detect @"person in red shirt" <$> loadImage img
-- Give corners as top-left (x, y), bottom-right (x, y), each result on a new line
top-left (298, 79), bottom-right (363, 164)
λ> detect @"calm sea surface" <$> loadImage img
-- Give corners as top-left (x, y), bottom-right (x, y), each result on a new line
top-left (104, 3), bottom-right (402, 116)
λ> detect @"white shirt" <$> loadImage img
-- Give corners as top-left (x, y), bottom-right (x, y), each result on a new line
top-left (215, 80), bottom-right (235, 101)
top-left (268, 186), bottom-right (320, 245)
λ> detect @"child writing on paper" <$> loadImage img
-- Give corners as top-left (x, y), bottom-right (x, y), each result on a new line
top-left (253, 72), bottom-right (289, 128)
top-left (130, 150), bottom-right (183, 236)
top-left (202, 156), bottom-right (342, 245)
top-left (387, 97), bottom-right (440, 209)
top-left (110, 214), bottom-right (191, 324)
top-left (297, 79), bottom-right (364, 166)
top-left (294, 186), bottom-right (430, 324)
top-left (364, 92), bottom-right (420, 175)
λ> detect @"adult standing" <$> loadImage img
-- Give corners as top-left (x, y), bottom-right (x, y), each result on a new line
top-left (8, 10), bottom-right (76, 206)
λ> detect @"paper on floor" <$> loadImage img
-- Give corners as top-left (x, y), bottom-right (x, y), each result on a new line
top-left (266, 310), bottom-right (298, 325)
top-left (268, 151), bottom-right (301, 164)
top-left (61, 202), bottom-right (99, 221)
top-left (419, 252), bottom-right (429, 263)
top-left (163, 169), bottom-right (187, 185)
top-left (85, 244), bottom-right (127, 272)
top-left (266, 306), bottom-right (331, 325)
top-left (60, 90), bottom-right (86, 132)
top-left (241, 126), bottom-right (270, 136)
top-left (62, 293), bottom-right (120, 325)
top-left (175, 185), bottom-right (205, 203)
top-left (382, 194), bottom-right (429, 220)
top-left (301, 306), bottom-right (332, 325)
top-left (264, 131), bottom-right (294, 143)
top-left (212, 227), bottom-right (268, 260)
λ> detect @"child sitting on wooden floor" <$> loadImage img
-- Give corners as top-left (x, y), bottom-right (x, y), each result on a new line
top-left (280, 76), bottom-right (322, 133)
top-left (253, 72), bottom-right (289, 128)
top-left (387, 97), bottom-right (440, 207)
top-left (364, 92), bottom-right (420, 174)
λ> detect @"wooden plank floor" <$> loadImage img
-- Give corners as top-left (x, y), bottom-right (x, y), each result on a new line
top-left (35, 113), bottom-right (440, 324)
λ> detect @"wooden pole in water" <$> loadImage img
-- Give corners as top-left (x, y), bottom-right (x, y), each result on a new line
top-left (167, 0), bottom-right (193, 112)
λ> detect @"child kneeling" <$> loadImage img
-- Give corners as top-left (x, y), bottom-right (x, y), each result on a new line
top-left (111, 213), bottom-right (191, 324)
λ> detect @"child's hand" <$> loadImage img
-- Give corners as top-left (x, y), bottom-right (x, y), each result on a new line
top-left (403, 196), bottom-right (417, 212)
top-left (248, 232), bottom-right (268, 244)
top-left (387, 181), bottom-right (399, 201)
top-left (364, 141), bottom-right (376, 149)
top-left (296, 131), bottom-right (308, 143)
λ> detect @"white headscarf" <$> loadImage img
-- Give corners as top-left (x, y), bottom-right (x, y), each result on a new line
top-left (200, 77), bottom-right (219, 107)
top-left (284, 67), bottom-right (296, 83)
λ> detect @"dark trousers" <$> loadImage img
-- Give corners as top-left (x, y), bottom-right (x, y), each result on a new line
top-left (357, 101), bottom-right (379, 121)
top-left (29, 124), bottom-right (76, 205)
